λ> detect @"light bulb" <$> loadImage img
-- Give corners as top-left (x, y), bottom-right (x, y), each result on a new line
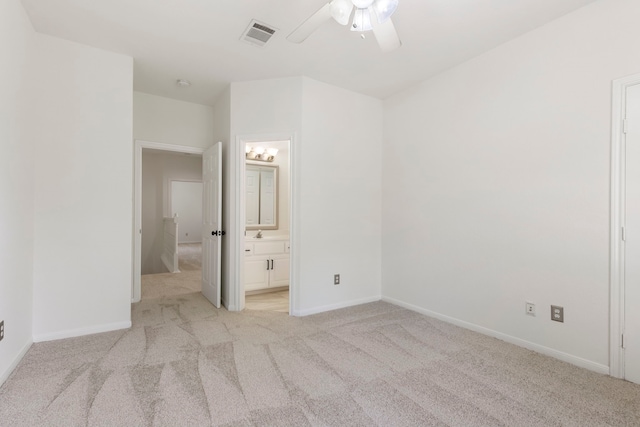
top-left (331, 0), bottom-right (353, 25)
top-left (266, 148), bottom-right (279, 156)
top-left (254, 147), bottom-right (266, 155)
top-left (372, 0), bottom-right (398, 23)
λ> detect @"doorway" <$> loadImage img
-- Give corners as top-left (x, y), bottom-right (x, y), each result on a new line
top-left (132, 140), bottom-right (205, 302)
top-left (237, 136), bottom-right (294, 314)
top-left (610, 74), bottom-right (640, 384)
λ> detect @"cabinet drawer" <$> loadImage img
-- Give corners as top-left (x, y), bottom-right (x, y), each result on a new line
top-left (244, 244), bottom-right (254, 256)
top-left (253, 241), bottom-right (285, 255)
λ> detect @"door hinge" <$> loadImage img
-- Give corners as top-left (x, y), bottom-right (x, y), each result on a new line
top-left (622, 227), bottom-right (626, 241)
top-left (622, 334), bottom-right (625, 349)
top-left (623, 118), bottom-right (628, 134)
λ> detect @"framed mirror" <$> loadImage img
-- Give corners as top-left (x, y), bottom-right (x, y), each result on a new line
top-left (246, 163), bottom-right (278, 230)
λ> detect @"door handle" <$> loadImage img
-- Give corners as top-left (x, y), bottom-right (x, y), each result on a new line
top-left (211, 230), bottom-right (227, 236)
top-left (271, 259), bottom-right (274, 270)
top-left (266, 260), bottom-right (270, 270)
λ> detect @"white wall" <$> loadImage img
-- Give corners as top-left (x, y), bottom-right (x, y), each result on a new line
top-left (382, 0), bottom-right (640, 372)
top-left (0, 0), bottom-right (36, 385)
top-left (171, 181), bottom-right (203, 244)
top-left (142, 152), bottom-right (202, 274)
top-left (299, 77), bottom-right (383, 314)
top-left (31, 34), bottom-right (133, 341)
top-left (228, 77), bottom-right (383, 314)
top-left (134, 92), bottom-right (214, 149)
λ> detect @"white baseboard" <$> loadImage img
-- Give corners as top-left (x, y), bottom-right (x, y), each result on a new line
top-left (160, 253), bottom-right (180, 274)
top-left (293, 295), bottom-right (381, 317)
top-left (382, 296), bottom-right (609, 375)
top-left (33, 321), bottom-right (132, 343)
top-left (221, 296), bottom-right (232, 311)
top-left (0, 340), bottom-right (32, 387)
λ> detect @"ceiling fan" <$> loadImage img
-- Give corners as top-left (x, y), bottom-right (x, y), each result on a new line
top-left (287, 0), bottom-right (401, 52)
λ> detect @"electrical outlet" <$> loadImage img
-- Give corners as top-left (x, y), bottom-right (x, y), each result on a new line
top-left (334, 274), bottom-right (340, 285)
top-left (525, 302), bottom-right (536, 316)
top-left (0, 320), bottom-right (4, 342)
top-left (551, 305), bottom-right (564, 322)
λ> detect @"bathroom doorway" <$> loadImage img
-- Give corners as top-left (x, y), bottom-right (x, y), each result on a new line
top-left (241, 138), bottom-right (292, 313)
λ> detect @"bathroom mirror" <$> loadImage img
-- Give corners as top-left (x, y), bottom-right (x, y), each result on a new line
top-left (246, 164), bottom-right (278, 230)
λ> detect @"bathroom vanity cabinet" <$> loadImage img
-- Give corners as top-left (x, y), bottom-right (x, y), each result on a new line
top-left (244, 238), bottom-right (290, 291)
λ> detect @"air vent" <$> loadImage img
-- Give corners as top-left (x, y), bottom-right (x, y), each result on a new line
top-left (241, 20), bottom-right (277, 47)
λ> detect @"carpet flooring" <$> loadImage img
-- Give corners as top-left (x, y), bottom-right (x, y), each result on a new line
top-left (1, 294), bottom-right (640, 426)
top-left (142, 243), bottom-right (203, 299)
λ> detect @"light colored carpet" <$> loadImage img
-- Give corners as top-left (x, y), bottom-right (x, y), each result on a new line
top-left (1, 294), bottom-right (640, 426)
top-left (142, 243), bottom-right (202, 300)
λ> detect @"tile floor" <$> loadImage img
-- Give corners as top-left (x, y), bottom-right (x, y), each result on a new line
top-left (245, 289), bottom-right (289, 313)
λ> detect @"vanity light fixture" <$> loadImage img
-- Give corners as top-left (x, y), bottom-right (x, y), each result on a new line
top-left (246, 146), bottom-right (278, 162)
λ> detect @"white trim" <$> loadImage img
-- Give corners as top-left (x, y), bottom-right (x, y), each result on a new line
top-left (383, 296), bottom-right (609, 375)
top-left (0, 340), bottom-right (32, 387)
top-left (610, 73), bottom-right (640, 379)
top-left (294, 296), bottom-right (382, 317)
top-left (32, 321), bottom-right (131, 343)
top-left (133, 140), bottom-right (205, 302)
top-left (234, 132), bottom-right (297, 314)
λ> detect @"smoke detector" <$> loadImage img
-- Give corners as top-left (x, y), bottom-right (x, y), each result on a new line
top-left (241, 20), bottom-right (278, 47)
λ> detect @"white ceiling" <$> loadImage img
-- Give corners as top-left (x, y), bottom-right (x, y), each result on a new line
top-left (21, 0), bottom-right (598, 106)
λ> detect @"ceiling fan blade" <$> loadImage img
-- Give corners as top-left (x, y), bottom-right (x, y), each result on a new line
top-left (287, 3), bottom-right (333, 43)
top-left (372, 17), bottom-right (402, 52)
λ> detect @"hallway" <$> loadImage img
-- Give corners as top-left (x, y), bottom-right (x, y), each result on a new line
top-left (141, 243), bottom-right (202, 299)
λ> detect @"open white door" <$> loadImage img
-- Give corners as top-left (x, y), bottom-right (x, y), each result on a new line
top-left (202, 142), bottom-right (222, 308)
top-left (625, 84), bottom-right (640, 384)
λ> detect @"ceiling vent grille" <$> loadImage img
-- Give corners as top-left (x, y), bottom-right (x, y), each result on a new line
top-left (241, 20), bottom-right (277, 47)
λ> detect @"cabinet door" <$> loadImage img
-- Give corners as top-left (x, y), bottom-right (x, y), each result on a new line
top-left (245, 255), bottom-right (270, 291)
top-left (270, 254), bottom-right (290, 288)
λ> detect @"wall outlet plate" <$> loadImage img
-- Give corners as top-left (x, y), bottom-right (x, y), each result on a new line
top-left (334, 274), bottom-right (340, 285)
top-left (551, 305), bottom-right (564, 322)
top-left (0, 320), bottom-right (4, 341)
top-left (525, 302), bottom-right (536, 316)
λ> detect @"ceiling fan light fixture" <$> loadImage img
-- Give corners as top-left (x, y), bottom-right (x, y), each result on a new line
top-left (350, 8), bottom-right (373, 32)
top-left (352, 0), bottom-right (374, 8)
top-left (373, 0), bottom-right (398, 23)
top-left (330, 0), bottom-right (353, 25)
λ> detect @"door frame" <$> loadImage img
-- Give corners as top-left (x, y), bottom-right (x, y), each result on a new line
top-left (232, 132), bottom-right (299, 314)
top-left (132, 139), bottom-right (205, 302)
top-left (610, 72), bottom-right (640, 378)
